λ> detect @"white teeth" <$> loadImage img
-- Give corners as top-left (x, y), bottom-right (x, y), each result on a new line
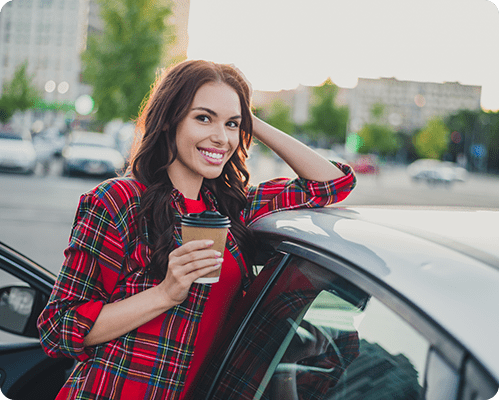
top-left (200, 149), bottom-right (223, 159)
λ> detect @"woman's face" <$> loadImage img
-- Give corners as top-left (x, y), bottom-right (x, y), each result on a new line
top-left (167, 82), bottom-right (242, 194)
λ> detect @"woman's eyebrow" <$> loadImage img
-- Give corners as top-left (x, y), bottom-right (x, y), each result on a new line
top-left (191, 107), bottom-right (241, 120)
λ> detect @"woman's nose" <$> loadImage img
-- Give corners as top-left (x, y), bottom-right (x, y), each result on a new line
top-left (211, 124), bottom-right (229, 145)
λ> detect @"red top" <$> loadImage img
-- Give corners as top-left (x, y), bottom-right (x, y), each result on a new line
top-left (37, 162), bottom-right (357, 399)
top-left (180, 197), bottom-right (244, 399)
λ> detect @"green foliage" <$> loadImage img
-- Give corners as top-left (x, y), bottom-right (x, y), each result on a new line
top-left (304, 78), bottom-right (349, 145)
top-left (443, 109), bottom-right (499, 171)
top-left (358, 123), bottom-right (398, 156)
top-left (345, 133), bottom-right (364, 153)
top-left (356, 102), bottom-right (398, 156)
top-left (265, 99), bottom-right (295, 135)
top-left (81, 0), bottom-right (173, 123)
top-left (370, 102), bottom-right (385, 119)
top-left (33, 99), bottom-right (75, 112)
top-left (0, 97), bottom-right (14, 124)
top-left (413, 117), bottom-right (450, 159)
top-left (485, 111), bottom-right (499, 171)
top-left (445, 109), bottom-right (478, 136)
top-left (0, 61), bottom-right (40, 123)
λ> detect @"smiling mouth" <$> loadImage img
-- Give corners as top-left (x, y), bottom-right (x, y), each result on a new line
top-left (198, 148), bottom-right (226, 164)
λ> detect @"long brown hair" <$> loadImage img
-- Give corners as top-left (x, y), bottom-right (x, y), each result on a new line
top-left (130, 60), bottom-right (255, 279)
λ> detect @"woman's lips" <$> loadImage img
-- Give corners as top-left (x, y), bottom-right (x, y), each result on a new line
top-left (198, 148), bottom-right (226, 164)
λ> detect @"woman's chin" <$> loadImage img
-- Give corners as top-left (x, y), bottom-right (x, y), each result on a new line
top-left (201, 166), bottom-right (225, 181)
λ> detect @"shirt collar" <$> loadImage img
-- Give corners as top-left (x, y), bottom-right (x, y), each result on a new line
top-left (170, 185), bottom-right (218, 214)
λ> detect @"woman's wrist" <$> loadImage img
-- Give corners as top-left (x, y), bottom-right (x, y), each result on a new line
top-left (153, 284), bottom-right (182, 311)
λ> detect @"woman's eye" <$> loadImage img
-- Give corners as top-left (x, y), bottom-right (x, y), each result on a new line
top-left (227, 120), bottom-right (239, 128)
top-left (196, 115), bottom-right (210, 123)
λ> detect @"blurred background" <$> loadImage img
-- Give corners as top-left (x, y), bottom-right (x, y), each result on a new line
top-left (1, 0), bottom-right (499, 275)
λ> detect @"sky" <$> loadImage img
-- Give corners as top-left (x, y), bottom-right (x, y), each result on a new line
top-left (187, 0), bottom-right (499, 111)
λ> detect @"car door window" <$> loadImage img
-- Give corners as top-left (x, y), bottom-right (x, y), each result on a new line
top-left (207, 255), bottom-right (431, 400)
top-left (425, 349), bottom-right (459, 400)
top-left (0, 268), bottom-right (39, 344)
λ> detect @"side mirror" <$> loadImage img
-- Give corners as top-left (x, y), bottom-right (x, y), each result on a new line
top-left (0, 286), bottom-right (42, 339)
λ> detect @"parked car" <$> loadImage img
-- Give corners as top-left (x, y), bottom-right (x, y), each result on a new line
top-left (349, 154), bottom-right (380, 175)
top-left (0, 129), bottom-right (37, 174)
top-left (34, 128), bottom-right (66, 158)
top-left (61, 131), bottom-right (125, 177)
top-left (407, 159), bottom-right (467, 185)
top-left (1, 206), bottom-right (498, 400)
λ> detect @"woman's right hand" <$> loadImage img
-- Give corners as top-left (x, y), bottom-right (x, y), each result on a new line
top-left (83, 240), bottom-right (222, 347)
top-left (158, 240), bottom-right (223, 305)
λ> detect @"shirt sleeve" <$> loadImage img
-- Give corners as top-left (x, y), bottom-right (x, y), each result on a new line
top-left (37, 190), bottom-right (125, 362)
top-left (243, 161), bottom-right (356, 224)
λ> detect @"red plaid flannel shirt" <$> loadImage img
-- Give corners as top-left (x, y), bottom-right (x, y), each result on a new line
top-left (37, 162), bottom-right (355, 400)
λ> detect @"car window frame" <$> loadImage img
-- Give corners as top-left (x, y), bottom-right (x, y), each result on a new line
top-left (0, 242), bottom-right (56, 296)
top-left (461, 357), bottom-right (498, 400)
top-left (277, 241), bottom-right (464, 363)
top-left (0, 243), bottom-right (76, 399)
top-left (277, 240), bottom-right (498, 400)
top-left (203, 251), bottom-right (293, 397)
top-left (206, 237), bottom-right (497, 399)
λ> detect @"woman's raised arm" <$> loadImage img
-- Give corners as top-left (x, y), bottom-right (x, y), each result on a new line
top-left (251, 115), bottom-right (345, 181)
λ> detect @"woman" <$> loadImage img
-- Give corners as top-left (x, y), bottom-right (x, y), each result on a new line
top-left (37, 60), bottom-right (356, 399)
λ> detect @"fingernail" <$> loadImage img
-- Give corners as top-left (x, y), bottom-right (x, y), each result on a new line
top-left (216, 258), bottom-right (224, 264)
top-left (205, 240), bottom-right (214, 246)
top-left (214, 251), bottom-right (222, 257)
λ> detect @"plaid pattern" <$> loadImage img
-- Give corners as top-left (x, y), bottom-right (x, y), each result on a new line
top-left (197, 259), bottom-right (360, 400)
top-left (37, 163), bottom-right (355, 400)
top-left (212, 290), bottom-right (319, 399)
top-left (293, 326), bottom-right (360, 399)
top-left (244, 161), bottom-right (355, 224)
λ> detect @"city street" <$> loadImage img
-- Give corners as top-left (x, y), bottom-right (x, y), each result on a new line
top-left (1, 156), bottom-right (499, 276)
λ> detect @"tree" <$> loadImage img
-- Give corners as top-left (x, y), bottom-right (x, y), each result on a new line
top-left (485, 111), bottom-right (499, 172)
top-left (444, 109), bottom-right (499, 172)
top-left (445, 109), bottom-right (478, 161)
top-left (304, 79), bottom-right (349, 145)
top-left (413, 117), bottom-right (450, 159)
top-left (357, 103), bottom-right (398, 156)
top-left (264, 99), bottom-right (295, 135)
top-left (81, 0), bottom-right (173, 123)
top-left (357, 124), bottom-right (398, 156)
top-left (0, 61), bottom-right (40, 123)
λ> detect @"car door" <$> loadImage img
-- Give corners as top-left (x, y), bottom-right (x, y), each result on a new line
top-left (0, 243), bottom-right (74, 400)
top-left (196, 240), bottom-right (497, 400)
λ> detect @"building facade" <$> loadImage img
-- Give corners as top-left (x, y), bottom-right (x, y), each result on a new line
top-left (253, 77), bottom-right (482, 137)
top-left (0, 0), bottom-right (90, 102)
top-left (347, 77), bottom-right (482, 133)
top-left (0, 0), bottom-right (189, 129)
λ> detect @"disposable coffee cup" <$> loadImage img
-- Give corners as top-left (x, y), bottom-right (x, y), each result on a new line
top-left (181, 210), bottom-right (231, 283)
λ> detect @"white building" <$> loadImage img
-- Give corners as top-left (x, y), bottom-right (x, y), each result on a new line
top-left (0, 0), bottom-right (93, 103)
top-left (253, 77), bottom-right (482, 139)
top-left (0, 0), bottom-right (189, 129)
top-left (348, 77), bottom-right (482, 133)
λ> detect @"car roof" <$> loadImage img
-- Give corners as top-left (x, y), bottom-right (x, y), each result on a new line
top-left (249, 206), bottom-right (499, 381)
top-left (69, 131), bottom-right (115, 147)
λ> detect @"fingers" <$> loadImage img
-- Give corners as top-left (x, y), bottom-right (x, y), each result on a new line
top-left (168, 239), bottom-right (223, 277)
top-left (172, 239), bottom-right (215, 256)
top-left (160, 240), bottom-right (224, 305)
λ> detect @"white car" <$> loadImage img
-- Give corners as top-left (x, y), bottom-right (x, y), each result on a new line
top-left (1, 206), bottom-right (497, 399)
top-left (407, 159), bottom-right (467, 185)
top-left (61, 131), bottom-right (125, 177)
top-left (0, 130), bottom-right (37, 174)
